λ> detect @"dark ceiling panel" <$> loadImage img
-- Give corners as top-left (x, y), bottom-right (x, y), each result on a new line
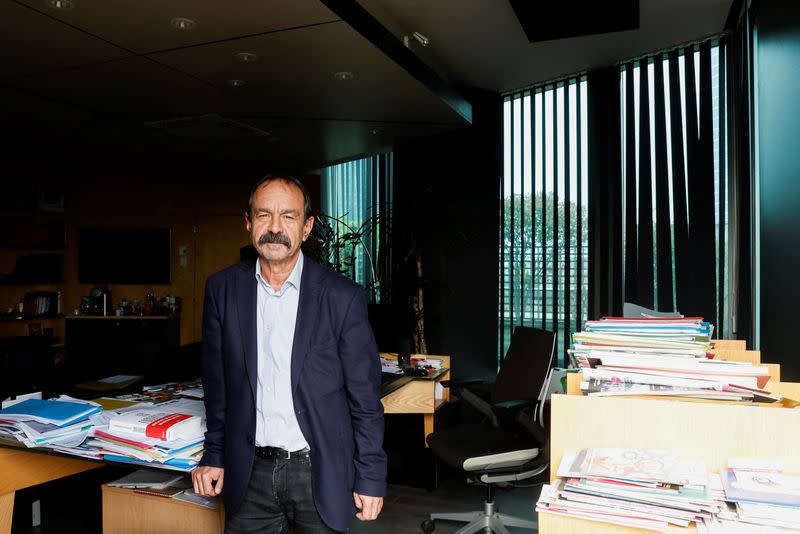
top-left (508, 0), bottom-right (639, 43)
top-left (0, 0), bottom-right (129, 77)
top-left (14, 0), bottom-right (340, 54)
top-left (0, 0), bottom-right (473, 171)
top-left (321, 0), bottom-right (471, 123)
top-left (151, 22), bottom-right (468, 124)
top-left (14, 56), bottom-right (231, 117)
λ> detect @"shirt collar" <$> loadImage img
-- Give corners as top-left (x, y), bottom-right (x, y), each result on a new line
top-left (254, 251), bottom-right (304, 294)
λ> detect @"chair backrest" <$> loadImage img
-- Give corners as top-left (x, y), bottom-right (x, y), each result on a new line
top-left (492, 326), bottom-right (556, 404)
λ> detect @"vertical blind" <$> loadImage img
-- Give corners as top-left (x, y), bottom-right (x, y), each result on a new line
top-left (620, 39), bottom-right (729, 335)
top-left (321, 153), bottom-right (393, 303)
top-left (500, 77), bottom-right (589, 366)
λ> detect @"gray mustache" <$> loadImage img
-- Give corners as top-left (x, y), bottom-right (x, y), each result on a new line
top-left (258, 232), bottom-right (291, 247)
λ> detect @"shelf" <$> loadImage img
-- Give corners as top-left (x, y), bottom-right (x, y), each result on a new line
top-left (0, 314), bottom-right (65, 322)
top-left (0, 248), bottom-right (64, 253)
top-left (0, 280), bottom-right (65, 286)
top-left (65, 315), bottom-right (179, 320)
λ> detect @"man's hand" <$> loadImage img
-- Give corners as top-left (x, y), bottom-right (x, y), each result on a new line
top-left (192, 466), bottom-right (224, 496)
top-left (353, 493), bottom-right (383, 521)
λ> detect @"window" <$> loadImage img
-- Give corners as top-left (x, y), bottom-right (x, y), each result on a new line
top-left (320, 153), bottom-right (393, 303)
top-left (619, 40), bottom-right (729, 336)
top-left (501, 78), bottom-right (589, 366)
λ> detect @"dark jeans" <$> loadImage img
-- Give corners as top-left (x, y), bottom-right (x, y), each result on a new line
top-left (226, 454), bottom-right (342, 534)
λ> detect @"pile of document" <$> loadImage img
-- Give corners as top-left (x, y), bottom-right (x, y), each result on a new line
top-left (568, 317), bottom-right (783, 404)
top-left (537, 448), bottom-right (722, 532)
top-left (701, 461), bottom-right (800, 533)
top-left (87, 398), bottom-right (206, 471)
top-left (0, 383), bottom-right (208, 472)
top-left (0, 396), bottom-right (104, 453)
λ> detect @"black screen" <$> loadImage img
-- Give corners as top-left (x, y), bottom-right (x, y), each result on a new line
top-left (78, 228), bottom-right (171, 284)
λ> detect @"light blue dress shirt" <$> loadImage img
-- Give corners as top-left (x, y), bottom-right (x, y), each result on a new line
top-left (254, 252), bottom-right (310, 451)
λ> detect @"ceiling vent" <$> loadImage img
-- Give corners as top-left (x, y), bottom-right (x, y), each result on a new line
top-left (142, 114), bottom-right (270, 140)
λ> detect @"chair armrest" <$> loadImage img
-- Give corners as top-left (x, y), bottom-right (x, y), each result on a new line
top-left (515, 410), bottom-right (549, 461)
top-left (439, 378), bottom-right (484, 389)
top-left (459, 388), bottom-right (499, 428)
top-left (491, 399), bottom-right (536, 428)
top-left (492, 399), bottom-right (535, 411)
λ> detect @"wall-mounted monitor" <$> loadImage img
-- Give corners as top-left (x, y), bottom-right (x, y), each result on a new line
top-left (78, 228), bottom-right (171, 285)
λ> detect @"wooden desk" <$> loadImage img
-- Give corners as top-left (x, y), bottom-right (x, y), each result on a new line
top-left (379, 353), bottom-right (452, 447)
top-left (102, 485), bottom-right (224, 534)
top-left (0, 357), bottom-right (447, 532)
top-left (0, 447), bottom-right (100, 534)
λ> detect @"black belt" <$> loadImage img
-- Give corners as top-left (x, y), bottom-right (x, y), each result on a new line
top-left (254, 445), bottom-right (310, 460)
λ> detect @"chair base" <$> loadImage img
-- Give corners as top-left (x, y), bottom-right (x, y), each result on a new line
top-left (427, 498), bottom-right (537, 533)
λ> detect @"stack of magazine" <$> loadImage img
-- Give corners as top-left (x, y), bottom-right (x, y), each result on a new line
top-left (537, 448), bottom-right (722, 532)
top-left (538, 449), bottom-right (800, 533)
top-left (568, 317), bottom-right (793, 405)
top-left (701, 463), bottom-right (800, 533)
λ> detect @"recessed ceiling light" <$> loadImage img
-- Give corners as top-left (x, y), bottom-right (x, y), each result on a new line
top-left (48, 0), bottom-right (74, 10)
top-left (235, 52), bottom-right (259, 63)
top-left (334, 71), bottom-right (354, 81)
top-left (170, 17), bottom-right (196, 30)
top-left (227, 79), bottom-right (246, 88)
top-left (370, 128), bottom-right (382, 135)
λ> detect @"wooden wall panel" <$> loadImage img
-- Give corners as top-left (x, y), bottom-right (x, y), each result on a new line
top-left (193, 216), bottom-right (250, 342)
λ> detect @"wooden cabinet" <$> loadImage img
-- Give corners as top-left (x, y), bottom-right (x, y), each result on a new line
top-left (102, 485), bottom-right (224, 534)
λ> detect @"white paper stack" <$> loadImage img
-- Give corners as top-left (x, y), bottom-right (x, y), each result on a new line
top-left (568, 317), bottom-right (783, 403)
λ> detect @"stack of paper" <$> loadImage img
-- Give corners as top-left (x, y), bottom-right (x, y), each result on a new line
top-left (701, 466), bottom-right (800, 532)
top-left (0, 396), bottom-right (104, 450)
top-left (108, 469), bottom-right (186, 489)
top-left (569, 317), bottom-right (785, 404)
top-left (86, 398), bottom-right (206, 471)
top-left (0, 396), bottom-right (102, 427)
top-left (537, 448), bottom-right (720, 532)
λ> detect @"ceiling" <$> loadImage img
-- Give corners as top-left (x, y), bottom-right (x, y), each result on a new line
top-left (0, 0), bottom-right (733, 175)
top-left (358, 0), bottom-right (733, 92)
top-left (0, 0), bottom-right (467, 174)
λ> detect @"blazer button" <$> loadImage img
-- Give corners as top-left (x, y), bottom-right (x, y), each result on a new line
top-left (247, 435), bottom-right (254, 445)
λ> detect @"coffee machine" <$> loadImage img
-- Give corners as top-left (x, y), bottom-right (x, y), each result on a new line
top-left (80, 286), bottom-right (112, 316)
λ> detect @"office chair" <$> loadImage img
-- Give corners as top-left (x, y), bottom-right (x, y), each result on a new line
top-left (422, 326), bottom-right (556, 533)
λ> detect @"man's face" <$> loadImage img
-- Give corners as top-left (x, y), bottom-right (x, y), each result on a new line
top-left (246, 180), bottom-right (314, 265)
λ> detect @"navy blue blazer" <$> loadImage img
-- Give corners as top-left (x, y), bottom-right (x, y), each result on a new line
top-left (199, 257), bottom-right (387, 530)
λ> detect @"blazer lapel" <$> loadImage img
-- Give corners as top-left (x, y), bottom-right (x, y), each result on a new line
top-left (291, 259), bottom-right (322, 393)
top-left (236, 262), bottom-right (258, 403)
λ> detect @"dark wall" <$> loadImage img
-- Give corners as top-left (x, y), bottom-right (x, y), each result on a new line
top-left (755, 0), bottom-right (800, 379)
top-left (391, 88), bottom-right (502, 381)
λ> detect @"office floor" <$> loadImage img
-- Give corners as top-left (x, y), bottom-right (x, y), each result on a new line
top-left (348, 479), bottom-right (541, 534)
top-left (14, 478), bottom-right (541, 533)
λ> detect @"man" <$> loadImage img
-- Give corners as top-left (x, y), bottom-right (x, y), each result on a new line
top-left (192, 176), bottom-right (386, 533)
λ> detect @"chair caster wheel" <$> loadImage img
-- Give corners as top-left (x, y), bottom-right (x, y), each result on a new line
top-left (421, 518), bottom-right (435, 532)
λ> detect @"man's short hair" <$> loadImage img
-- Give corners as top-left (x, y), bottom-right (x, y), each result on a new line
top-left (247, 175), bottom-right (313, 220)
